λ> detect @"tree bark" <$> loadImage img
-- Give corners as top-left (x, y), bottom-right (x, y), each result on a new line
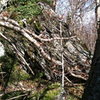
top-left (82, 27), bottom-right (100, 100)
top-left (82, 0), bottom-right (100, 99)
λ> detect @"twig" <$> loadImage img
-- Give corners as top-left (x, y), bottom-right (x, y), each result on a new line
top-left (40, 36), bottom-right (76, 42)
top-left (64, 76), bottom-right (73, 84)
top-left (60, 22), bottom-right (65, 100)
top-left (67, 67), bottom-right (88, 80)
top-left (0, 72), bottom-right (6, 74)
top-left (6, 93), bottom-right (28, 100)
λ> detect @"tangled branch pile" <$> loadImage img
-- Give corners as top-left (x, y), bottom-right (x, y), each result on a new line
top-left (0, 2), bottom-right (91, 85)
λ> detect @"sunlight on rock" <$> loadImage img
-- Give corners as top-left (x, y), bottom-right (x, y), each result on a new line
top-left (0, 42), bottom-right (5, 57)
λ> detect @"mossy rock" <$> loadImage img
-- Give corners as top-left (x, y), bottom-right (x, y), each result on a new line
top-left (67, 95), bottom-right (78, 100)
top-left (7, 0), bottom-right (52, 21)
top-left (31, 82), bottom-right (61, 100)
top-left (10, 66), bottom-right (31, 82)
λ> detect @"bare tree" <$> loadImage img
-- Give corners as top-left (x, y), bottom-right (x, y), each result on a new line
top-left (55, 0), bottom-right (97, 52)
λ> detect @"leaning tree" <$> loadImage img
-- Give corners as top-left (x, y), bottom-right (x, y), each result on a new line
top-left (82, 0), bottom-right (100, 99)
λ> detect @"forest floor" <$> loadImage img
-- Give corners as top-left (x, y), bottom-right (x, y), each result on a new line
top-left (0, 65), bottom-right (84, 100)
top-left (0, 80), bottom-right (84, 100)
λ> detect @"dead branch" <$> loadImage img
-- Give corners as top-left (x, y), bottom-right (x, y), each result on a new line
top-left (0, 17), bottom-right (62, 65)
top-left (0, 2), bottom-right (91, 82)
top-left (6, 93), bottom-right (28, 100)
top-left (0, 32), bottom-right (35, 75)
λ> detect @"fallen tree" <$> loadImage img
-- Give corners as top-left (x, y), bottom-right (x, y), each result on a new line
top-left (0, 2), bottom-right (91, 85)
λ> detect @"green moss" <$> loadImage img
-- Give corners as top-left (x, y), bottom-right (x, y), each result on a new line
top-left (43, 88), bottom-right (60, 100)
top-left (43, 83), bottom-right (61, 100)
top-left (0, 51), bottom-right (16, 76)
top-left (19, 70), bottom-right (31, 80)
top-left (31, 82), bottom-right (61, 100)
top-left (0, 46), bottom-right (30, 83)
top-left (14, 3), bottom-right (41, 20)
top-left (48, 82), bottom-right (60, 89)
top-left (10, 66), bottom-right (31, 82)
top-left (11, 0), bottom-right (52, 5)
top-left (67, 95), bottom-right (78, 100)
top-left (7, 0), bottom-right (53, 22)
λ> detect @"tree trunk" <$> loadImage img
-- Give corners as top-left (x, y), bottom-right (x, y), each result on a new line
top-left (82, 27), bottom-right (100, 100)
top-left (82, 0), bottom-right (100, 99)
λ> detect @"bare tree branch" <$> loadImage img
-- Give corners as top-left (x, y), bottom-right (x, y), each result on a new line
top-left (0, 17), bottom-right (62, 65)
